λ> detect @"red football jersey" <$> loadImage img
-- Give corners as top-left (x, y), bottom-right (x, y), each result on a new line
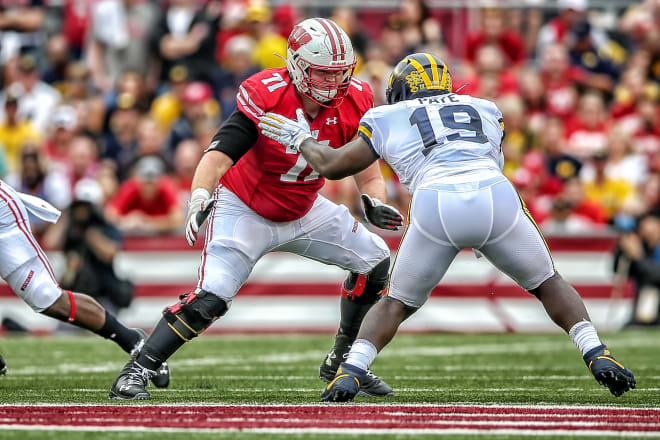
top-left (221, 67), bottom-right (373, 222)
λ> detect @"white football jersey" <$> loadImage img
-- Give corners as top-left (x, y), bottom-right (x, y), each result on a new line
top-left (358, 93), bottom-right (505, 193)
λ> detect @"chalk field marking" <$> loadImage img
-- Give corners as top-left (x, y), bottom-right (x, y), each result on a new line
top-left (8, 335), bottom-right (655, 376)
top-left (1, 403), bottom-right (657, 436)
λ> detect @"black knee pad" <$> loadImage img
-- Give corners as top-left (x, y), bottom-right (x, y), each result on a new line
top-left (163, 290), bottom-right (228, 342)
top-left (342, 257), bottom-right (390, 304)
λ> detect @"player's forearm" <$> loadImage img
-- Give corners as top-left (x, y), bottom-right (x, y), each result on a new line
top-left (191, 150), bottom-right (233, 195)
top-left (354, 163), bottom-right (388, 202)
top-left (0, 8), bottom-right (43, 31)
top-left (299, 140), bottom-right (344, 179)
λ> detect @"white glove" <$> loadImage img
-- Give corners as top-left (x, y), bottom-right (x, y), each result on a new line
top-left (185, 188), bottom-right (216, 246)
top-left (258, 108), bottom-right (313, 152)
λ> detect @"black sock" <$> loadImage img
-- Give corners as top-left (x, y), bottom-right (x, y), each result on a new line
top-left (136, 317), bottom-right (187, 371)
top-left (333, 297), bottom-right (376, 353)
top-left (96, 310), bottom-right (140, 354)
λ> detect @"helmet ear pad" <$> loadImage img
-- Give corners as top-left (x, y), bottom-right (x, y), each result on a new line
top-left (285, 18), bottom-right (357, 107)
top-left (385, 53), bottom-right (453, 105)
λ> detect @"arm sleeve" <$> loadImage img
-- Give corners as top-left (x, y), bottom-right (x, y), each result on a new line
top-left (204, 109), bottom-right (258, 163)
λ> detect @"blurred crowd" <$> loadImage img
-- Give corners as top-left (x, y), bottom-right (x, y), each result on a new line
top-left (1, 0), bottom-right (660, 243)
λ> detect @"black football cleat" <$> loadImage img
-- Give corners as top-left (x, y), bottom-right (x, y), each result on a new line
top-left (133, 329), bottom-right (170, 388)
top-left (584, 344), bottom-right (636, 397)
top-left (108, 359), bottom-right (152, 400)
top-left (322, 363), bottom-right (366, 402)
top-left (320, 350), bottom-right (393, 397)
top-left (0, 355), bottom-right (6, 375)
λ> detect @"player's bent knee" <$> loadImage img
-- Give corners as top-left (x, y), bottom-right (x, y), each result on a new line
top-left (528, 271), bottom-right (562, 299)
top-left (6, 260), bottom-right (61, 312)
top-left (162, 289), bottom-right (229, 342)
top-left (343, 257), bottom-right (390, 304)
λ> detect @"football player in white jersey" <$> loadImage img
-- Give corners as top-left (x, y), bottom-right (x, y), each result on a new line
top-left (0, 179), bottom-right (168, 387)
top-left (258, 53), bottom-right (636, 401)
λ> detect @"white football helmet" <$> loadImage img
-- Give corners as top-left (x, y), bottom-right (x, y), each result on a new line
top-left (285, 18), bottom-right (357, 107)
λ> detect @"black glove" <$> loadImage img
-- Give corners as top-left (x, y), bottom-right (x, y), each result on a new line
top-left (361, 194), bottom-right (404, 231)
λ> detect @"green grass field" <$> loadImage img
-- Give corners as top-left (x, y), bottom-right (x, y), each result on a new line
top-left (0, 329), bottom-right (658, 439)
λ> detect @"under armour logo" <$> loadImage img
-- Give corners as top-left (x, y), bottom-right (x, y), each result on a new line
top-left (326, 117), bottom-right (337, 125)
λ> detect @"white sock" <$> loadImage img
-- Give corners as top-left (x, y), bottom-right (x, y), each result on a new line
top-left (568, 320), bottom-right (602, 356)
top-left (345, 339), bottom-right (378, 371)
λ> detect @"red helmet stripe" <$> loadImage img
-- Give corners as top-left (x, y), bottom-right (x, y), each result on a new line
top-left (315, 18), bottom-right (339, 61)
top-left (325, 19), bottom-right (346, 61)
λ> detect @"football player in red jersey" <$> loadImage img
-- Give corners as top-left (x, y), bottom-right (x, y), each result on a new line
top-left (109, 18), bottom-right (403, 400)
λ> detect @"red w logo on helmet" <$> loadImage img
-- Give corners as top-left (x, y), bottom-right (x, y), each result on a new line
top-left (288, 25), bottom-right (312, 51)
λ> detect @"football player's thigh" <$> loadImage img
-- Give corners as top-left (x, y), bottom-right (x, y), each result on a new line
top-left (388, 222), bottom-right (459, 308)
top-left (0, 191), bottom-right (56, 282)
top-left (199, 189), bottom-right (276, 301)
top-left (479, 182), bottom-right (555, 291)
top-left (277, 195), bottom-right (389, 273)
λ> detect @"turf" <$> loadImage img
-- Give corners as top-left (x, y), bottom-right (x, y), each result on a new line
top-left (0, 329), bottom-right (657, 439)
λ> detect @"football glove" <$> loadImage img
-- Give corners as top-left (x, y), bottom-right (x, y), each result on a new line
top-left (185, 188), bottom-right (215, 247)
top-left (258, 108), bottom-right (313, 152)
top-left (361, 194), bottom-right (404, 231)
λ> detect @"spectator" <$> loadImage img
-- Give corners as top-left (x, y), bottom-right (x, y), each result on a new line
top-left (164, 81), bottom-right (219, 157)
top-left (67, 135), bottom-right (101, 189)
top-left (105, 155), bottom-right (182, 235)
top-left (61, 0), bottom-right (92, 59)
top-left (87, 0), bottom-right (159, 93)
top-left (8, 143), bottom-right (71, 235)
top-left (536, 0), bottom-right (590, 58)
top-left (566, 20), bottom-right (618, 93)
top-left (539, 43), bottom-right (581, 121)
top-left (538, 116), bottom-right (582, 185)
top-left (213, 35), bottom-right (259, 117)
top-left (150, 65), bottom-right (190, 131)
top-left (42, 104), bottom-right (79, 171)
top-left (582, 150), bottom-right (636, 220)
top-left (243, 0), bottom-right (287, 70)
top-left (2, 54), bottom-right (61, 133)
top-left (631, 94), bottom-right (660, 155)
top-left (465, 8), bottom-right (527, 66)
top-left (42, 34), bottom-right (72, 91)
top-left (518, 69), bottom-right (548, 132)
top-left (497, 94), bottom-right (533, 176)
top-left (152, 0), bottom-right (220, 86)
top-left (172, 138), bottom-right (202, 212)
top-left (541, 195), bottom-right (604, 235)
top-left (0, 85), bottom-right (40, 173)
top-left (581, 124), bottom-right (648, 188)
top-left (459, 45), bottom-right (519, 100)
top-left (615, 212), bottom-right (660, 326)
top-left (557, 177), bottom-right (608, 225)
top-left (100, 92), bottom-right (141, 178)
top-left (564, 91), bottom-right (609, 159)
top-left (50, 178), bottom-right (134, 314)
top-left (0, 0), bottom-right (45, 63)
top-left (388, 0), bottom-right (442, 53)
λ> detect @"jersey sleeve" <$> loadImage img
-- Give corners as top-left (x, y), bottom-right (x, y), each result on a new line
top-left (236, 76), bottom-right (268, 124)
top-left (357, 108), bottom-right (382, 158)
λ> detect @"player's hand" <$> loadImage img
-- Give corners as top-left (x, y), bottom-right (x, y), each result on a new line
top-left (258, 108), bottom-right (313, 152)
top-left (185, 188), bottom-right (215, 247)
top-left (361, 194), bottom-right (404, 231)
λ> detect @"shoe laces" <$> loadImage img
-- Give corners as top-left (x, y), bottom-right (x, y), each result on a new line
top-left (365, 370), bottom-right (379, 379)
top-left (124, 362), bottom-right (151, 387)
